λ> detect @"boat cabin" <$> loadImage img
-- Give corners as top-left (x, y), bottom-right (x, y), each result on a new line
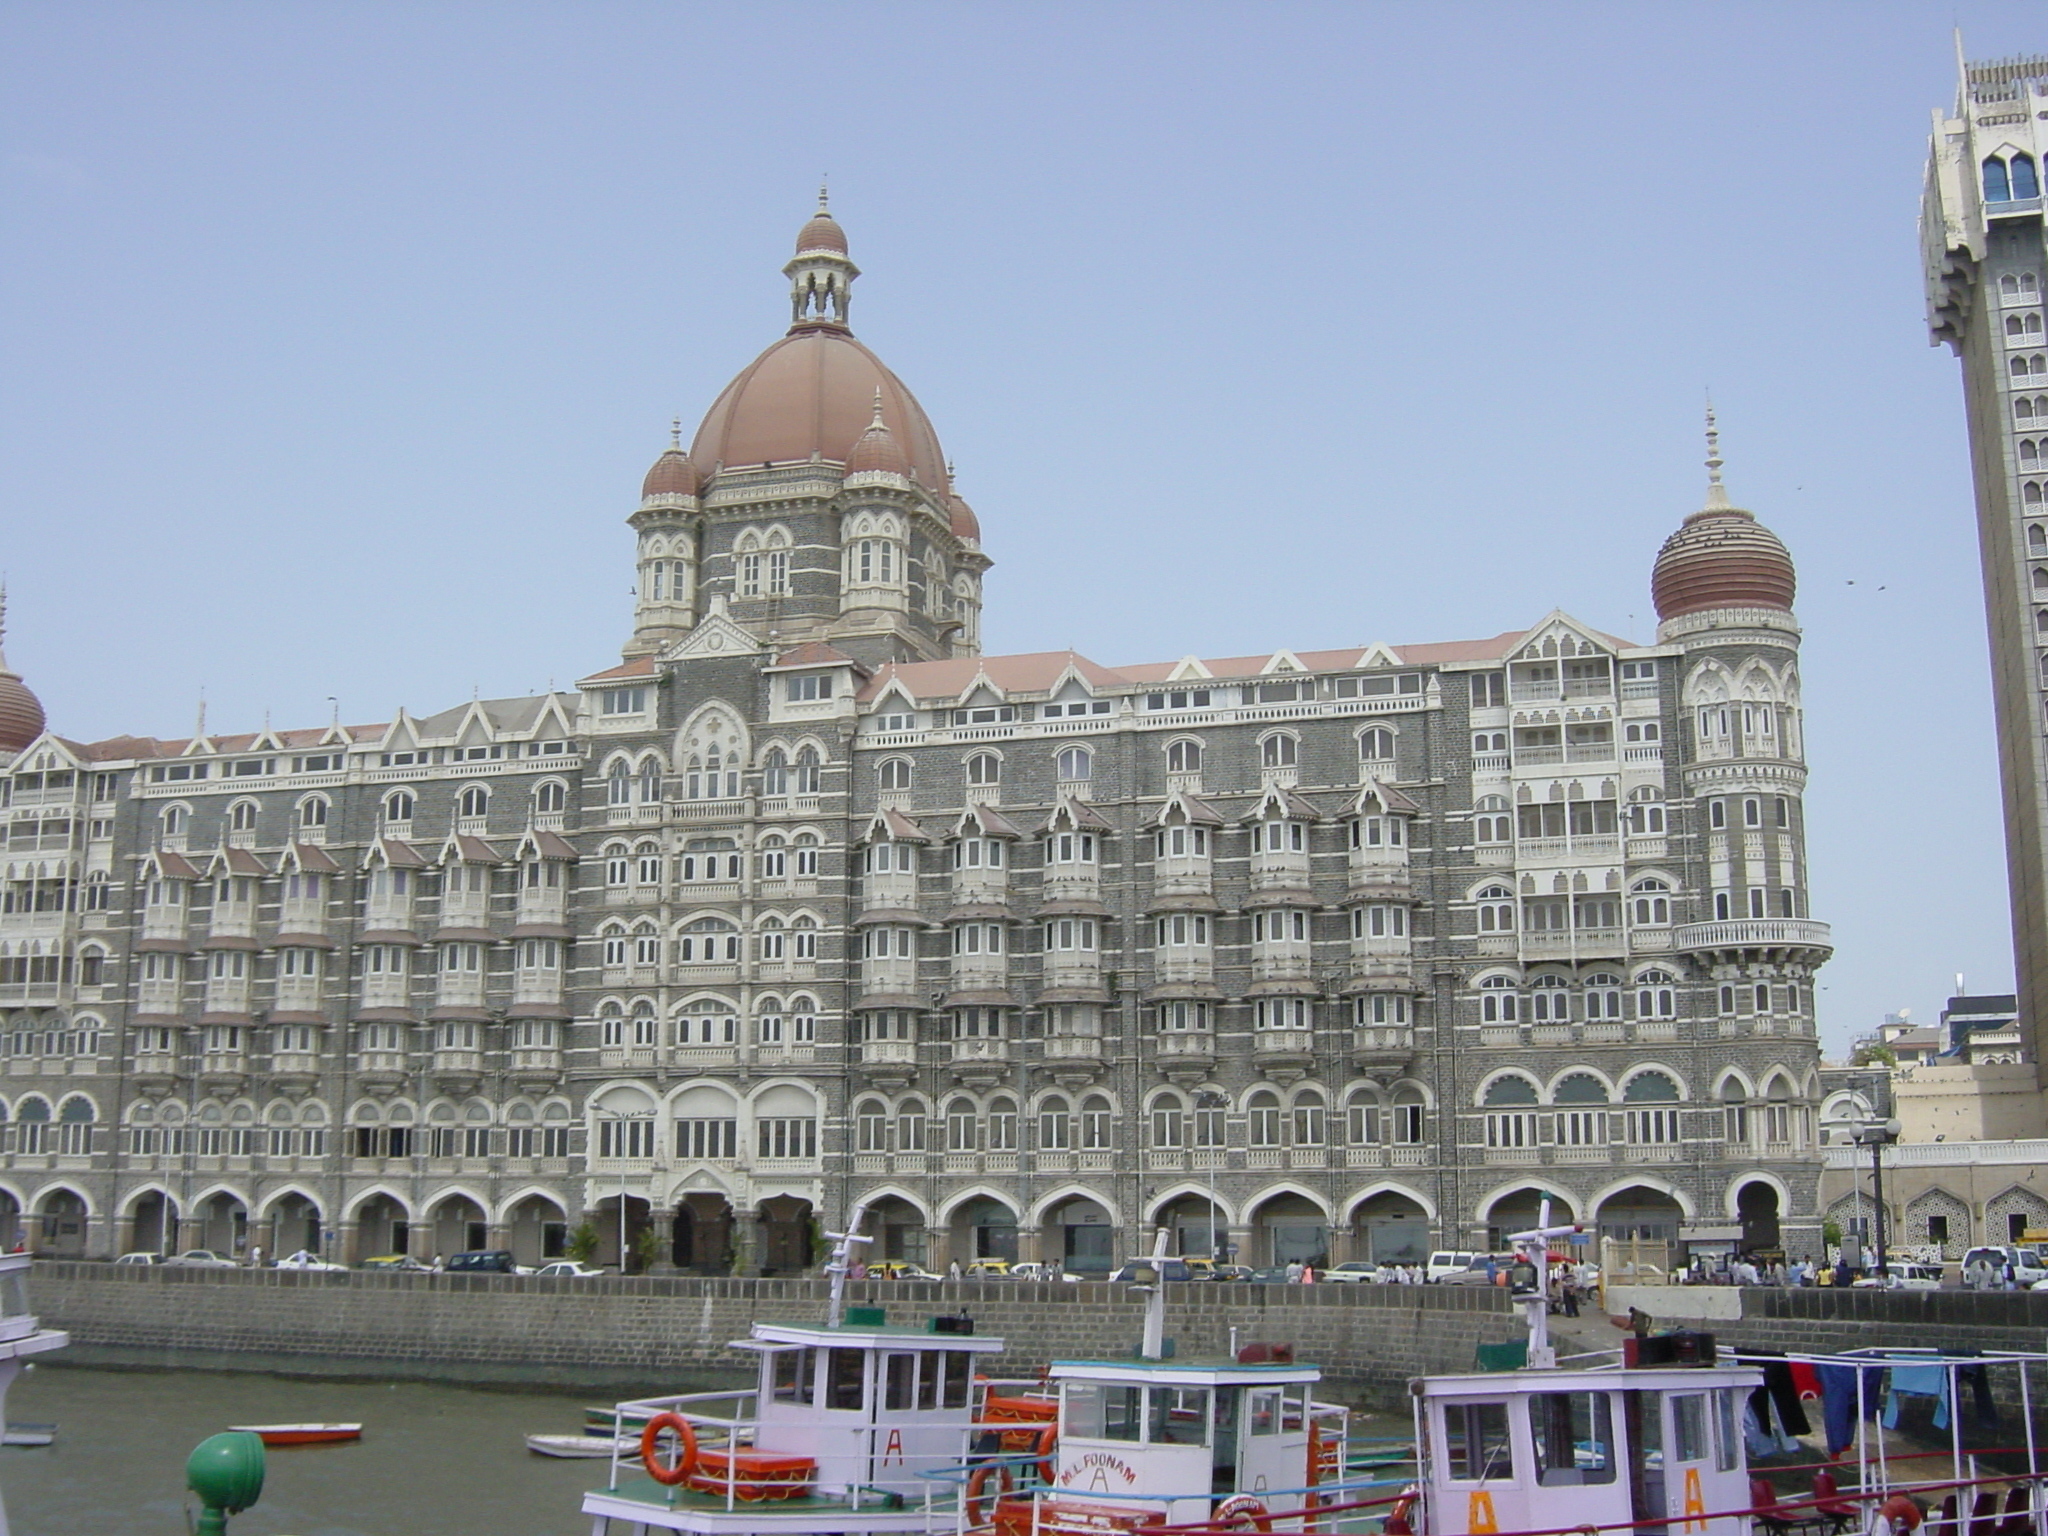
top-left (741, 1318), bottom-right (1006, 1497)
top-left (1414, 1362), bottom-right (1761, 1536)
top-left (1042, 1352), bottom-right (1345, 1527)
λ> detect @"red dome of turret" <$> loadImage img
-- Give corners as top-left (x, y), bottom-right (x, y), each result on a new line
top-left (846, 398), bottom-right (910, 477)
top-left (1651, 412), bottom-right (1796, 623)
top-left (795, 209), bottom-right (848, 256)
top-left (642, 445), bottom-right (701, 499)
top-left (0, 595), bottom-right (45, 753)
top-left (948, 494), bottom-right (981, 542)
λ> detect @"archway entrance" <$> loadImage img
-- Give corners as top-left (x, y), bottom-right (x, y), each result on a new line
top-left (354, 1194), bottom-right (410, 1261)
top-left (866, 1196), bottom-right (926, 1267)
top-left (756, 1195), bottom-right (814, 1275)
top-left (130, 1191), bottom-right (177, 1255)
top-left (269, 1193), bottom-right (320, 1256)
top-left (1486, 1188), bottom-right (1574, 1251)
top-left (959, 1197), bottom-right (1018, 1265)
top-left (1353, 1191), bottom-right (1430, 1264)
top-left (1736, 1182), bottom-right (1782, 1254)
top-left (193, 1191), bottom-right (247, 1258)
top-left (428, 1194), bottom-right (487, 1261)
top-left (593, 1195), bottom-right (651, 1272)
top-left (672, 1193), bottom-right (734, 1273)
top-left (1046, 1196), bottom-right (1114, 1277)
top-left (1250, 1193), bottom-right (1328, 1268)
top-left (1596, 1185), bottom-right (1685, 1275)
top-left (1154, 1193), bottom-right (1228, 1265)
top-left (37, 1189), bottom-right (87, 1257)
top-left (506, 1194), bottom-right (566, 1268)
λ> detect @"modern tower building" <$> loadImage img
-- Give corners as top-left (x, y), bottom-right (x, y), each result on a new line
top-left (1924, 51), bottom-right (2048, 1092)
top-left (0, 204), bottom-right (1840, 1272)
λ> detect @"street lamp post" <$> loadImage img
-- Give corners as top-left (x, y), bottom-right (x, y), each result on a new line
top-left (1852, 1119), bottom-right (1903, 1278)
top-left (1194, 1091), bottom-right (1228, 1263)
top-left (595, 1110), bottom-right (630, 1272)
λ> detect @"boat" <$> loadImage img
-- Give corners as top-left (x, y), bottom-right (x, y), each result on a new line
top-left (227, 1423), bottom-right (363, 1446)
top-left (533, 1433), bottom-right (640, 1459)
top-left (0, 1422), bottom-right (54, 1448)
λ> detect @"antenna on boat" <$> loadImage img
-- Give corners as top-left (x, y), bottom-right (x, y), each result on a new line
top-left (1504, 1197), bottom-right (1582, 1370)
top-left (1140, 1227), bottom-right (1171, 1360)
top-left (823, 1200), bottom-right (876, 1328)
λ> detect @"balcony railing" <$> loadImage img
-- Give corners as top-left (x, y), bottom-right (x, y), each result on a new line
top-left (1673, 919), bottom-right (1833, 953)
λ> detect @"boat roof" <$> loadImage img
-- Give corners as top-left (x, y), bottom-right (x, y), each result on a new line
top-left (1048, 1355), bottom-right (1322, 1387)
top-left (1416, 1363), bottom-right (1760, 1398)
top-left (745, 1321), bottom-right (1004, 1353)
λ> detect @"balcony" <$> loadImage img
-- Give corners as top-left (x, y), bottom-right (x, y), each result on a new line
top-left (1150, 859), bottom-right (1213, 898)
top-left (432, 1049), bottom-right (484, 1093)
top-left (198, 1052), bottom-right (250, 1095)
top-left (1247, 853), bottom-right (1311, 894)
top-left (860, 1038), bottom-right (918, 1070)
top-left (1250, 952), bottom-right (1313, 985)
top-left (1042, 954), bottom-right (1103, 991)
top-left (950, 1036), bottom-right (1009, 1069)
top-left (949, 957), bottom-right (1008, 992)
top-left (510, 1046), bottom-right (563, 1086)
top-left (1153, 953), bottom-right (1215, 985)
top-left (1673, 919), bottom-right (1833, 959)
top-left (863, 871), bottom-right (918, 911)
top-left (1252, 1029), bottom-right (1314, 1079)
top-left (951, 869), bottom-right (1008, 907)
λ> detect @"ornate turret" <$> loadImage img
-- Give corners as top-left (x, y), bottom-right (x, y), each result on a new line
top-left (1651, 408), bottom-right (1797, 629)
top-left (785, 186), bottom-right (859, 330)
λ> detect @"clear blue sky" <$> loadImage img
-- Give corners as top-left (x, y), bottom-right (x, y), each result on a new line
top-left (3, 1), bottom-right (2041, 1055)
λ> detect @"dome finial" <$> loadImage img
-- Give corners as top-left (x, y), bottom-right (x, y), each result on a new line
top-left (870, 387), bottom-right (886, 430)
top-left (818, 177), bottom-right (829, 212)
top-left (670, 416), bottom-right (682, 449)
top-left (1703, 399), bottom-right (1731, 511)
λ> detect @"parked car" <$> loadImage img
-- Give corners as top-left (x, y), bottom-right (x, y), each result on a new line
top-left (1320, 1262), bottom-right (1382, 1284)
top-left (112, 1251), bottom-right (165, 1266)
top-left (1440, 1256), bottom-right (1510, 1287)
top-left (1425, 1250), bottom-right (1480, 1283)
top-left (1852, 1264), bottom-right (1944, 1291)
top-left (1247, 1267), bottom-right (1290, 1284)
top-left (444, 1249), bottom-right (527, 1275)
top-left (166, 1249), bottom-right (239, 1269)
top-left (1211, 1264), bottom-right (1255, 1282)
top-left (1963, 1246), bottom-right (2048, 1286)
top-left (1109, 1259), bottom-right (1194, 1284)
top-left (358, 1253), bottom-right (434, 1272)
top-left (1006, 1262), bottom-right (1060, 1281)
top-left (274, 1250), bottom-right (346, 1272)
top-left (866, 1261), bottom-right (936, 1281)
top-left (962, 1259), bottom-right (1013, 1280)
top-left (533, 1260), bottom-right (608, 1280)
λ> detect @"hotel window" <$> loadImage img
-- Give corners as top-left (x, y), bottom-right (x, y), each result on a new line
top-left (1259, 734), bottom-right (1297, 769)
top-left (787, 674), bottom-right (833, 703)
top-left (966, 752), bottom-right (1002, 787)
top-left (1166, 739), bottom-right (1202, 772)
top-left (1358, 727), bottom-right (1396, 762)
top-left (1474, 885), bottom-right (1515, 932)
top-left (1470, 672), bottom-right (1505, 707)
top-left (1477, 974), bottom-right (1518, 1023)
top-left (1055, 746), bottom-right (1092, 782)
top-left (1353, 993), bottom-right (1408, 1026)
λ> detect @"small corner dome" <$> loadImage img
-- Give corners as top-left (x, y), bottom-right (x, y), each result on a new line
top-left (1651, 506), bottom-right (1796, 621)
top-left (948, 493), bottom-right (982, 542)
top-left (642, 447), bottom-right (700, 499)
top-left (795, 210), bottom-right (848, 257)
top-left (846, 418), bottom-right (910, 477)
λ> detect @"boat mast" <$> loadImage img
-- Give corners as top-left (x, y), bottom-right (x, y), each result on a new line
top-left (823, 1201), bottom-right (875, 1328)
top-left (1140, 1228), bottom-right (1171, 1359)
top-left (1504, 1198), bottom-right (1581, 1369)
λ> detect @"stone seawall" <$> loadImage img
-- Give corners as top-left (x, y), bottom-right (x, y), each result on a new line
top-left (34, 1264), bottom-right (1516, 1405)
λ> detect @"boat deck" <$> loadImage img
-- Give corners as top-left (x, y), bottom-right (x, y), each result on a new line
top-left (583, 1472), bottom-right (945, 1534)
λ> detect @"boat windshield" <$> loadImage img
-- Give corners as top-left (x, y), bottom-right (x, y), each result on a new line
top-left (1529, 1391), bottom-right (1614, 1487)
top-left (1443, 1401), bottom-right (1512, 1483)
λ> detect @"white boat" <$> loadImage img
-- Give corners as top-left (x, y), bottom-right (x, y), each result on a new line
top-left (0, 1423), bottom-right (53, 1449)
top-left (532, 1434), bottom-right (638, 1459)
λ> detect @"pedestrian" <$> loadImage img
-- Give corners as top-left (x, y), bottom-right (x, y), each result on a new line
top-left (947, 1258), bottom-right (962, 1281)
top-left (249, 1244), bottom-right (263, 1269)
top-left (1560, 1271), bottom-right (1580, 1317)
top-left (1482, 1253), bottom-right (1499, 1286)
top-left (1285, 1259), bottom-right (1303, 1283)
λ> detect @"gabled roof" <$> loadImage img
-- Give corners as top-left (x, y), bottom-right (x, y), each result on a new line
top-left (285, 843), bottom-right (342, 874)
top-left (860, 808), bottom-right (929, 844)
top-left (770, 642), bottom-right (865, 674)
top-left (150, 850), bottom-right (204, 880)
top-left (1149, 791), bottom-right (1226, 828)
top-left (1044, 796), bottom-right (1114, 833)
top-left (1243, 785), bottom-right (1322, 823)
top-left (954, 803), bottom-right (1025, 839)
top-left (446, 835), bottom-right (505, 865)
top-left (372, 836), bottom-right (429, 869)
top-left (579, 656), bottom-right (658, 685)
top-left (1350, 778), bottom-right (1422, 815)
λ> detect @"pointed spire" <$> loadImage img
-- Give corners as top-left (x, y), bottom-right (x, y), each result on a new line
top-left (1702, 401), bottom-right (1732, 511)
top-left (670, 416), bottom-right (682, 449)
top-left (870, 387), bottom-right (886, 429)
top-left (0, 582), bottom-right (11, 673)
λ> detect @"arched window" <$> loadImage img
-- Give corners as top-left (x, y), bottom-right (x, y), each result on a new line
top-left (1482, 1076), bottom-right (1537, 1149)
top-left (762, 749), bottom-right (788, 797)
top-left (1474, 884), bottom-right (1515, 933)
top-left (854, 1095), bottom-right (889, 1153)
top-left (1478, 973), bottom-right (1519, 1023)
top-left (1148, 1091), bottom-right (1186, 1149)
top-left (1291, 1089), bottom-right (1325, 1147)
top-left (1626, 786), bottom-right (1665, 835)
top-left (1245, 1091), bottom-right (1282, 1148)
top-left (944, 1097), bottom-right (978, 1153)
top-left (1474, 794), bottom-right (1511, 844)
top-left (2015, 153), bottom-right (2041, 201)
top-left (1583, 972), bottom-right (1624, 1020)
top-left (1056, 746), bottom-right (1092, 782)
top-left (1630, 877), bottom-right (1672, 926)
top-left (1080, 1095), bottom-right (1112, 1150)
top-left (638, 759), bottom-right (662, 803)
top-left (608, 762), bottom-right (632, 806)
top-left (1260, 734), bottom-right (1297, 769)
top-left (1345, 1090), bottom-right (1380, 1145)
top-left (879, 758), bottom-right (913, 792)
top-left (1553, 1072), bottom-right (1608, 1147)
top-left (230, 801), bottom-right (258, 832)
top-left (384, 791), bottom-right (414, 825)
top-left (535, 780), bottom-right (566, 814)
top-left (676, 916), bottom-right (740, 963)
top-left (791, 747), bottom-right (820, 795)
top-left (296, 796), bottom-right (327, 829)
top-left (1986, 155), bottom-right (2013, 203)
top-left (1038, 1095), bottom-right (1071, 1151)
top-left (162, 805), bottom-right (186, 836)
top-left (966, 752), bottom-right (1001, 788)
top-left (459, 786), bottom-right (488, 819)
top-left (1527, 974), bottom-right (1571, 1023)
top-left (1720, 1079), bottom-right (1750, 1144)
top-left (1358, 727), bottom-right (1395, 762)
top-left (1623, 1072), bottom-right (1681, 1144)
top-left (986, 1096), bottom-right (1018, 1151)
top-left (1167, 739), bottom-right (1202, 773)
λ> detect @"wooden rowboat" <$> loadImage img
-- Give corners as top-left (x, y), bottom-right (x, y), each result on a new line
top-left (227, 1423), bottom-right (363, 1446)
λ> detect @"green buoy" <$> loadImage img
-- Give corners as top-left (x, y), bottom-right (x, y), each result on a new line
top-left (186, 1431), bottom-right (265, 1534)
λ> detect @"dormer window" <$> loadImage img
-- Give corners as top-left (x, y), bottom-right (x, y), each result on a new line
top-left (599, 688), bottom-right (648, 716)
top-left (787, 675), bottom-right (833, 703)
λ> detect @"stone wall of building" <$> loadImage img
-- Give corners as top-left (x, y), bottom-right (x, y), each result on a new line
top-left (34, 1263), bottom-right (1516, 1406)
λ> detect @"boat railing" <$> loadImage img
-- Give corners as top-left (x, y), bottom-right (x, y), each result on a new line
top-left (598, 1389), bottom-right (759, 1502)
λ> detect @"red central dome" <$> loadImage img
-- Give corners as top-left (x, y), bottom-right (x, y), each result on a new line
top-left (1651, 505), bottom-right (1796, 621)
top-left (0, 665), bottom-right (44, 754)
top-left (691, 328), bottom-right (948, 489)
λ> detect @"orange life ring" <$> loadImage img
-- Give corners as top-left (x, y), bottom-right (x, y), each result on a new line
top-left (1216, 1496), bottom-right (1274, 1533)
top-left (1033, 1424), bottom-right (1058, 1486)
top-left (1384, 1489), bottom-right (1418, 1536)
top-left (640, 1412), bottom-right (700, 1487)
top-left (1879, 1497), bottom-right (1925, 1536)
top-left (966, 1460), bottom-right (1016, 1527)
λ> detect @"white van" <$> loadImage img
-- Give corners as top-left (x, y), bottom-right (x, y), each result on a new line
top-left (1425, 1250), bottom-right (1479, 1284)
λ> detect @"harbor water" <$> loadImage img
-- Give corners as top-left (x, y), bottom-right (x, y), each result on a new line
top-left (2, 1363), bottom-right (626, 1534)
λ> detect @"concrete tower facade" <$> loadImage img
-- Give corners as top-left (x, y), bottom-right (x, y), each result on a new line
top-left (1924, 52), bottom-right (2048, 1093)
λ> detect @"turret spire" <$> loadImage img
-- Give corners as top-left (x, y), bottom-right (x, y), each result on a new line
top-left (1703, 401), bottom-right (1730, 510)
